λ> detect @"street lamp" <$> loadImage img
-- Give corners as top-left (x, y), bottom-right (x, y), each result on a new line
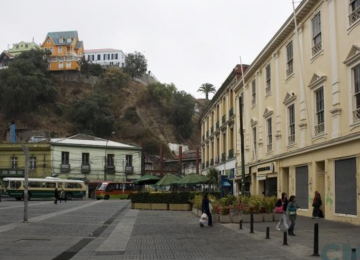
top-left (104, 132), bottom-right (115, 181)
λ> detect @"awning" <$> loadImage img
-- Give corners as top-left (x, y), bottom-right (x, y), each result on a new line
top-left (221, 180), bottom-right (232, 187)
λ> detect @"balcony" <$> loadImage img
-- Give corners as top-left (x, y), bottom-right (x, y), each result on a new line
top-left (353, 108), bottom-right (360, 122)
top-left (202, 135), bottom-right (205, 141)
top-left (221, 153), bottom-right (226, 162)
top-left (125, 166), bottom-right (134, 174)
top-left (222, 115), bottom-right (226, 124)
top-left (211, 126), bottom-right (214, 134)
top-left (206, 131), bottom-right (209, 138)
top-left (214, 156), bottom-right (219, 164)
top-left (81, 164), bottom-right (91, 173)
top-left (349, 6), bottom-right (360, 26)
top-left (314, 123), bottom-right (325, 136)
top-left (288, 135), bottom-right (295, 145)
top-left (229, 108), bottom-right (234, 117)
top-left (202, 163), bottom-right (205, 170)
top-left (206, 161), bottom-right (209, 168)
top-left (60, 164), bottom-right (70, 173)
top-left (216, 121), bottom-right (219, 129)
top-left (312, 42), bottom-right (322, 56)
top-left (0, 169), bottom-right (24, 177)
top-left (286, 64), bottom-right (293, 77)
top-left (210, 159), bottom-right (214, 166)
top-left (105, 165), bottom-right (116, 174)
top-left (228, 149), bottom-right (234, 159)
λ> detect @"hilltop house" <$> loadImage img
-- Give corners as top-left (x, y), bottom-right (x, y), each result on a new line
top-left (41, 31), bottom-right (84, 71)
top-left (85, 48), bottom-right (126, 68)
top-left (0, 40), bottom-right (41, 69)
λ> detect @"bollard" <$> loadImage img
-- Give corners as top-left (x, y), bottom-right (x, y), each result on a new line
top-left (351, 248), bottom-right (356, 260)
top-left (239, 220), bottom-right (243, 230)
top-left (250, 213), bottom-right (254, 234)
top-left (266, 227), bottom-right (270, 239)
top-left (283, 231), bottom-right (288, 245)
top-left (312, 223), bottom-right (320, 256)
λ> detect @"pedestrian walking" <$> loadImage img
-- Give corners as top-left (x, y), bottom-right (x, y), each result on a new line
top-left (275, 192), bottom-right (289, 231)
top-left (200, 192), bottom-right (212, 227)
top-left (312, 191), bottom-right (322, 219)
top-left (287, 195), bottom-right (299, 236)
top-left (59, 189), bottom-right (66, 203)
top-left (54, 188), bottom-right (59, 204)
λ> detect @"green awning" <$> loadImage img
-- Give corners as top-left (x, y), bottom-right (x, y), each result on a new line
top-left (155, 174), bottom-right (181, 186)
top-left (133, 174), bottom-right (160, 185)
top-left (176, 173), bottom-right (209, 185)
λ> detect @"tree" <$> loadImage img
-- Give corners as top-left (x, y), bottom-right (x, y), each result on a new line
top-left (0, 49), bottom-right (56, 117)
top-left (69, 92), bottom-right (115, 137)
top-left (207, 168), bottom-right (220, 190)
top-left (124, 52), bottom-right (147, 79)
top-left (197, 83), bottom-right (216, 100)
top-left (103, 67), bottom-right (129, 89)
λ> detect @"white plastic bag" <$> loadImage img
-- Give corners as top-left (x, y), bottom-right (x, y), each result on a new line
top-left (199, 213), bottom-right (208, 226)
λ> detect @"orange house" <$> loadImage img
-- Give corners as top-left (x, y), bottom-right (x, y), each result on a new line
top-left (41, 31), bottom-right (84, 71)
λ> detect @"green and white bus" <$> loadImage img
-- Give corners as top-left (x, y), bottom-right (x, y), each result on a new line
top-left (2, 177), bottom-right (86, 201)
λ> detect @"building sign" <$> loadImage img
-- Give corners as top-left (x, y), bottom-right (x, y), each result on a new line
top-left (257, 163), bottom-right (275, 174)
top-left (257, 173), bottom-right (266, 181)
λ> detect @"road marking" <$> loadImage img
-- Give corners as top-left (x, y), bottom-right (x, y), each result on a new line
top-left (0, 201), bottom-right (52, 210)
top-left (96, 209), bottom-right (138, 252)
top-left (0, 200), bottom-right (103, 234)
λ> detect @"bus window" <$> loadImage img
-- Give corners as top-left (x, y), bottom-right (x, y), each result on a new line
top-left (96, 183), bottom-right (107, 190)
top-left (125, 183), bottom-right (134, 191)
top-left (58, 183), bottom-right (64, 189)
top-left (46, 183), bottom-right (56, 188)
top-left (29, 182), bottom-right (41, 188)
top-left (65, 183), bottom-right (76, 189)
top-left (10, 181), bottom-right (21, 189)
top-left (115, 183), bottom-right (120, 190)
top-left (76, 183), bottom-right (82, 189)
top-left (106, 183), bottom-right (115, 191)
top-left (3, 181), bottom-right (9, 189)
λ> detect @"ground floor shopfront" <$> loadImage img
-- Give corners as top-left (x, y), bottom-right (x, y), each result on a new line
top-left (239, 137), bottom-right (360, 225)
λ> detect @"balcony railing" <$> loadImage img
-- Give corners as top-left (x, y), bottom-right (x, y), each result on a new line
top-left (125, 166), bottom-right (134, 174)
top-left (288, 135), bottom-right (295, 145)
top-left (228, 149), bottom-right (234, 159)
top-left (206, 161), bottom-right (209, 168)
top-left (286, 64), bottom-right (293, 77)
top-left (81, 164), bottom-right (91, 173)
top-left (60, 164), bottom-right (70, 173)
top-left (312, 42), bottom-right (322, 56)
top-left (266, 81), bottom-right (271, 94)
top-left (211, 126), bottom-right (214, 134)
top-left (229, 108), bottom-right (234, 117)
top-left (353, 108), bottom-right (360, 122)
top-left (314, 123), bottom-right (325, 136)
top-left (215, 156), bottom-right (219, 164)
top-left (206, 131), bottom-right (209, 138)
top-left (0, 169), bottom-right (24, 177)
top-left (222, 115), bottom-right (226, 124)
top-left (216, 121), bottom-right (219, 129)
top-left (105, 165), bottom-right (116, 174)
top-left (210, 159), bottom-right (214, 166)
top-left (267, 144), bottom-right (272, 152)
top-left (202, 163), bottom-right (205, 170)
top-left (202, 135), bottom-right (205, 141)
top-left (349, 6), bottom-right (360, 26)
top-left (221, 153), bottom-right (226, 162)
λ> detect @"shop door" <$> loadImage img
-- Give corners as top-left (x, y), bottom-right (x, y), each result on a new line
top-left (296, 165), bottom-right (309, 209)
top-left (265, 177), bottom-right (277, 196)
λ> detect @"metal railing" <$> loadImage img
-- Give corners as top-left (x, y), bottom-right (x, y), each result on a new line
top-left (221, 153), bottom-right (226, 162)
top-left (60, 164), bottom-right (70, 173)
top-left (105, 165), bottom-right (116, 174)
top-left (210, 159), bottom-right (214, 166)
top-left (81, 164), bottom-right (91, 173)
top-left (125, 166), bottom-right (134, 174)
top-left (353, 108), bottom-right (360, 122)
top-left (314, 123), bottom-right (325, 136)
top-left (202, 163), bottom-right (205, 170)
top-left (206, 131), bottom-right (209, 138)
top-left (229, 108), bottom-right (234, 117)
top-left (206, 161), bottom-right (209, 168)
top-left (228, 149), bottom-right (234, 159)
top-left (222, 115), bottom-right (226, 124)
top-left (288, 135), bottom-right (295, 145)
top-left (349, 6), bottom-right (360, 26)
top-left (312, 42), bottom-right (322, 56)
top-left (215, 156), bottom-right (219, 164)
top-left (211, 126), bottom-right (214, 134)
top-left (286, 64), bottom-right (293, 77)
top-left (216, 121), bottom-right (219, 129)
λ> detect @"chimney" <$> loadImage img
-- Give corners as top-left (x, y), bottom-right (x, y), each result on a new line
top-left (10, 121), bottom-right (16, 143)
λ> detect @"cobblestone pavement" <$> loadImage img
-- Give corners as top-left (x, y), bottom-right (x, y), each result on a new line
top-left (0, 198), bottom-right (359, 260)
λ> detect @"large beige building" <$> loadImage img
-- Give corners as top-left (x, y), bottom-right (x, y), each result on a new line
top-left (201, 0), bottom-right (360, 224)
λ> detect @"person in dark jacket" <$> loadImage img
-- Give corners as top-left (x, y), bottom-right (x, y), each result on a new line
top-left (275, 192), bottom-right (289, 231)
top-left (54, 188), bottom-right (59, 205)
top-left (201, 193), bottom-right (212, 227)
top-left (287, 195), bottom-right (299, 236)
top-left (312, 191), bottom-right (322, 219)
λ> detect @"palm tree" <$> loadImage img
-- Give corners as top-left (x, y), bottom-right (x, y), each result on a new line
top-left (197, 83), bottom-right (216, 100)
top-left (207, 167), bottom-right (220, 191)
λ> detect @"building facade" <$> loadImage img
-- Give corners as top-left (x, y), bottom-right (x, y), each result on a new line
top-left (200, 65), bottom-right (248, 188)
top-left (7, 41), bottom-right (41, 56)
top-left (85, 48), bottom-right (126, 68)
top-left (226, 0), bottom-right (360, 224)
top-left (41, 31), bottom-right (84, 71)
top-left (0, 143), bottom-right (52, 184)
top-left (50, 135), bottom-right (142, 183)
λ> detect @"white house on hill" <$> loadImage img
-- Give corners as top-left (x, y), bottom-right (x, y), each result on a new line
top-left (85, 48), bottom-right (126, 67)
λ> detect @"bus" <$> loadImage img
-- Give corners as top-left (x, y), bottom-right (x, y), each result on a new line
top-left (2, 177), bottom-right (86, 201)
top-left (95, 181), bottom-right (135, 200)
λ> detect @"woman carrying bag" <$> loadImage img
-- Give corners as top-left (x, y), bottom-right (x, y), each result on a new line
top-left (275, 192), bottom-right (289, 231)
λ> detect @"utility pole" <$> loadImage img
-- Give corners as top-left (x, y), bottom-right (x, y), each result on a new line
top-left (21, 144), bottom-right (29, 222)
top-left (196, 147), bottom-right (199, 174)
top-left (239, 57), bottom-right (247, 195)
top-left (179, 146), bottom-right (182, 176)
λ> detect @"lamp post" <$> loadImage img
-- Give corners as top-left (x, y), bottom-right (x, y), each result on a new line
top-left (104, 132), bottom-right (115, 181)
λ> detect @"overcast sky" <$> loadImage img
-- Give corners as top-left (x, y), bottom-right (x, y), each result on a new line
top-left (1, 0), bottom-right (297, 99)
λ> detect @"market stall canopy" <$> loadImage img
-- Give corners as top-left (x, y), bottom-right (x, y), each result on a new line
top-left (176, 173), bottom-right (209, 185)
top-left (133, 174), bottom-right (160, 185)
top-left (155, 174), bottom-right (182, 186)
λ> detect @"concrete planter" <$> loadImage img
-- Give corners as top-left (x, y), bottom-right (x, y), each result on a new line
top-left (192, 207), bottom-right (198, 215)
top-left (263, 213), bottom-right (274, 222)
top-left (134, 203), bottom-right (151, 210)
top-left (151, 203), bottom-right (168, 210)
top-left (197, 210), bottom-right (202, 217)
top-left (273, 212), bottom-right (281, 222)
top-left (169, 204), bottom-right (191, 211)
top-left (213, 214), bottom-right (220, 223)
top-left (230, 212), bottom-right (241, 223)
top-left (241, 214), bottom-right (251, 223)
top-left (253, 214), bottom-right (263, 223)
top-left (131, 203), bottom-right (135, 209)
top-left (220, 214), bottom-right (231, 223)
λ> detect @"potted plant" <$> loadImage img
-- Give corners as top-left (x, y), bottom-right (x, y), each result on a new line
top-left (219, 205), bottom-right (231, 223)
top-left (262, 197), bottom-right (275, 222)
top-left (211, 200), bottom-right (220, 223)
top-left (249, 195), bottom-right (263, 222)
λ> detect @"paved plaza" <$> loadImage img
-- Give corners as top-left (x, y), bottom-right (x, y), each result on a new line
top-left (0, 198), bottom-right (359, 260)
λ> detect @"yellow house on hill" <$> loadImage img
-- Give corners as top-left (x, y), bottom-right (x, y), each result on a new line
top-left (41, 31), bottom-right (84, 71)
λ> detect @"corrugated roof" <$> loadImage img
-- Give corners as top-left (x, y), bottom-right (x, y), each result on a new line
top-left (85, 48), bottom-right (121, 53)
top-left (46, 31), bottom-right (78, 46)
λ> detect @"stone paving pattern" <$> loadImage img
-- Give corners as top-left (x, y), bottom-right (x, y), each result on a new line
top-left (0, 198), bottom-right (359, 260)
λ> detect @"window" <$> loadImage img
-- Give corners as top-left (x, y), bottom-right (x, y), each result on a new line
top-left (115, 53), bottom-right (118, 59)
top-left (286, 42), bottom-right (293, 77)
top-left (58, 46), bottom-right (62, 53)
top-left (108, 54), bottom-right (110, 60)
top-left (103, 54), bottom-right (106, 60)
top-left (25, 44), bottom-right (28, 48)
top-left (315, 87), bottom-right (325, 135)
top-left (82, 153), bottom-right (89, 165)
top-left (126, 155), bottom-right (133, 167)
top-left (266, 64), bottom-right (271, 94)
top-left (67, 37), bottom-right (71, 43)
top-left (66, 62), bottom-right (71, 68)
top-left (46, 182), bottom-right (55, 188)
top-left (59, 62), bottom-right (64, 69)
top-left (50, 47), bottom-right (53, 54)
top-left (251, 80), bottom-right (256, 105)
top-left (15, 45), bottom-right (19, 49)
top-left (288, 104), bottom-right (295, 144)
top-left (11, 157), bottom-right (17, 169)
top-left (59, 37), bottom-right (63, 43)
top-left (252, 127), bottom-right (257, 156)
top-left (349, 0), bottom-right (360, 26)
top-left (267, 118), bottom-right (272, 152)
top-left (97, 54), bottom-right (101, 60)
top-left (111, 54), bottom-right (114, 60)
top-left (107, 154), bottom-right (114, 167)
top-left (61, 152), bottom-right (69, 164)
top-left (30, 157), bottom-right (36, 170)
top-left (312, 13), bottom-right (322, 56)
top-left (353, 64), bottom-right (360, 122)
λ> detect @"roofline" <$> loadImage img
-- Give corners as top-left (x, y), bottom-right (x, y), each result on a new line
top-left (50, 142), bottom-right (142, 151)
